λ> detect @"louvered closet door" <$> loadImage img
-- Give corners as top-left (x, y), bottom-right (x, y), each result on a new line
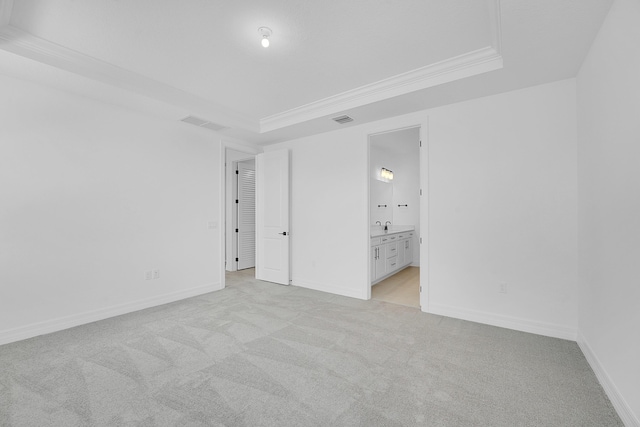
top-left (237, 162), bottom-right (256, 270)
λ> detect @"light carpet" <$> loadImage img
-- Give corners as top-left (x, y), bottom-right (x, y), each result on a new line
top-left (0, 271), bottom-right (623, 426)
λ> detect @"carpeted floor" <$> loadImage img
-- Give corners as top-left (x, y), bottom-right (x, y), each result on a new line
top-left (0, 270), bottom-right (623, 426)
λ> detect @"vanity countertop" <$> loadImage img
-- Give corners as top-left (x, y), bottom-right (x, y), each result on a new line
top-left (370, 225), bottom-right (415, 238)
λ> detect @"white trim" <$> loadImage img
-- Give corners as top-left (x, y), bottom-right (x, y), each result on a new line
top-left (577, 333), bottom-right (640, 427)
top-left (0, 0), bottom-right (13, 28)
top-left (219, 141), bottom-right (227, 287)
top-left (0, 282), bottom-right (222, 346)
top-left (487, 0), bottom-right (503, 55)
top-left (260, 47), bottom-right (503, 132)
top-left (419, 119), bottom-right (429, 311)
top-left (427, 303), bottom-right (577, 341)
top-left (0, 25), bottom-right (258, 132)
top-left (293, 279), bottom-right (367, 300)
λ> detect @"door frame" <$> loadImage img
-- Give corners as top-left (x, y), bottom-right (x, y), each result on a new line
top-left (219, 141), bottom-right (261, 289)
top-left (365, 118), bottom-right (429, 311)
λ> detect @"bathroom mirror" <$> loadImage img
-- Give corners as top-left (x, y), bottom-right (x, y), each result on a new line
top-left (370, 178), bottom-right (393, 225)
top-left (369, 127), bottom-right (421, 228)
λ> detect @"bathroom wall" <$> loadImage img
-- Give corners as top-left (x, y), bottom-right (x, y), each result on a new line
top-left (370, 127), bottom-right (421, 265)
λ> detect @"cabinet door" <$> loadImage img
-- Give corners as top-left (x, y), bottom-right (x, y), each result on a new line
top-left (371, 246), bottom-right (376, 282)
top-left (405, 238), bottom-right (413, 265)
top-left (398, 239), bottom-right (406, 266)
top-left (374, 245), bottom-right (386, 280)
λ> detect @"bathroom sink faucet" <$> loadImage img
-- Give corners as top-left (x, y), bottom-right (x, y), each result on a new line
top-left (385, 221), bottom-right (391, 231)
top-left (375, 221), bottom-right (381, 226)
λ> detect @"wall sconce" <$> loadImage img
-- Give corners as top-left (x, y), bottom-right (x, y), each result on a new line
top-left (380, 168), bottom-right (394, 181)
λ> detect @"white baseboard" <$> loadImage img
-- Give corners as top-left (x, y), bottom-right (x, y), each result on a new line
top-left (293, 278), bottom-right (367, 300)
top-left (0, 282), bottom-right (222, 346)
top-left (427, 303), bottom-right (577, 341)
top-left (577, 333), bottom-right (639, 427)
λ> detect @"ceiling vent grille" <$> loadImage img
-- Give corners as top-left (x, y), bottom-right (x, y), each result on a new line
top-left (332, 115), bottom-right (354, 124)
top-left (180, 115), bottom-right (229, 132)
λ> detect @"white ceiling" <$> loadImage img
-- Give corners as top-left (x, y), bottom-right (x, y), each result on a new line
top-left (0, 0), bottom-right (612, 145)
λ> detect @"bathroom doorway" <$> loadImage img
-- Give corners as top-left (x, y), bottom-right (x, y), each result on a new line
top-left (368, 126), bottom-right (422, 308)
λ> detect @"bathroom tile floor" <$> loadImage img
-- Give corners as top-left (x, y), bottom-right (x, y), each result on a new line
top-left (371, 266), bottom-right (420, 308)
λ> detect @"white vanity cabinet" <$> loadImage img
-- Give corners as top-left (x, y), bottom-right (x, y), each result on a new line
top-left (371, 230), bottom-right (415, 285)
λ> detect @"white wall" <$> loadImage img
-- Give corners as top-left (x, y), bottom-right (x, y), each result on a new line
top-left (427, 79), bottom-right (578, 339)
top-left (267, 129), bottom-right (370, 299)
top-left (267, 78), bottom-right (578, 339)
top-left (0, 73), bottom-right (223, 344)
top-left (576, 0), bottom-right (640, 424)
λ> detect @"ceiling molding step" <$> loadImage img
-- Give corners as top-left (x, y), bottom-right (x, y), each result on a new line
top-left (260, 46), bottom-right (503, 133)
top-left (488, 0), bottom-right (503, 54)
top-left (0, 25), bottom-right (259, 133)
top-left (0, 0), bottom-right (13, 28)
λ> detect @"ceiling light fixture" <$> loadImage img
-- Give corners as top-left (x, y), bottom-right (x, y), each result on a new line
top-left (258, 27), bottom-right (272, 48)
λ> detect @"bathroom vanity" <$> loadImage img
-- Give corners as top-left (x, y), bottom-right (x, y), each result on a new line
top-left (371, 226), bottom-right (415, 285)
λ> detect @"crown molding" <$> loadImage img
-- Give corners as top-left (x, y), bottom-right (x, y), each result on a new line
top-left (260, 0), bottom-right (504, 133)
top-left (259, 46), bottom-right (503, 132)
top-left (0, 0), bottom-right (504, 135)
top-left (0, 0), bottom-right (13, 28)
top-left (0, 25), bottom-right (259, 132)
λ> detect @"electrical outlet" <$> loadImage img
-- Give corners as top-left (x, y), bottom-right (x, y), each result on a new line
top-left (153, 269), bottom-right (160, 279)
top-left (145, 270), bottom-right (152, 280)
top-left (499, 283), bottom-right (508, 294)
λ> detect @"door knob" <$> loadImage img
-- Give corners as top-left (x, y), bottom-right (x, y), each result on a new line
top-left (278, 231), bottom-right (288, 236)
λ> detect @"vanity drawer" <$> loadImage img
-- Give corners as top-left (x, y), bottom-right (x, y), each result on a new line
top-left (381, 234), bottom-right (398, 243)
top-left (386, 256), bottom-right (398, 271)
top-left (386, 242), bottom-right (398, 258)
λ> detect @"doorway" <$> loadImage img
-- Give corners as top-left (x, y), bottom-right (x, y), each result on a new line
top-left (225, 148), bottom-right (256, 273)
top-left (235, 159), bottom-right (256, 270)
top-left (368, 126), bottom-right (422, 308)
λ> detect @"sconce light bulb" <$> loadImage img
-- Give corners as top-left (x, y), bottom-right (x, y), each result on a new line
top-left (261, 37), bottom-right (270, 48)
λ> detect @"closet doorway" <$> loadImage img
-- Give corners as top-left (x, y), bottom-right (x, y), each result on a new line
top-left (226, 150), bottom-right (256, 273)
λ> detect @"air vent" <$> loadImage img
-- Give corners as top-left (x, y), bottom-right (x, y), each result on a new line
top-left (200, 121), bottom-right (228, 131)
top-left (180, 115), bottom-right (229, 132)
top-left (332, 115), bottom-right (354, 124)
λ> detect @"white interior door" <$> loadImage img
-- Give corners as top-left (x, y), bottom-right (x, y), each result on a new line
top-left (237, 160), bottom-right (256, 270)
top-left (256, 149), bottom-right (290, 285)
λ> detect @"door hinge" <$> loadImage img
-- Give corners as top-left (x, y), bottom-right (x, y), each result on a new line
top-left (420, 237), bottom-right (422, 244)
top-left (235, 199), bottom-right (239, 204)
top-left (235, 228), bottom-right (239, 233)
top-left (235, 169), bottom-right (239, 174)
top-left (419, 140), bottom-right (422, 147)
top-left (235, 257), bottom-right (239, 262)
top-left (420, 286), bottom-right (422, 292)
top-left (420, 189), bottom-right (422, 196)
